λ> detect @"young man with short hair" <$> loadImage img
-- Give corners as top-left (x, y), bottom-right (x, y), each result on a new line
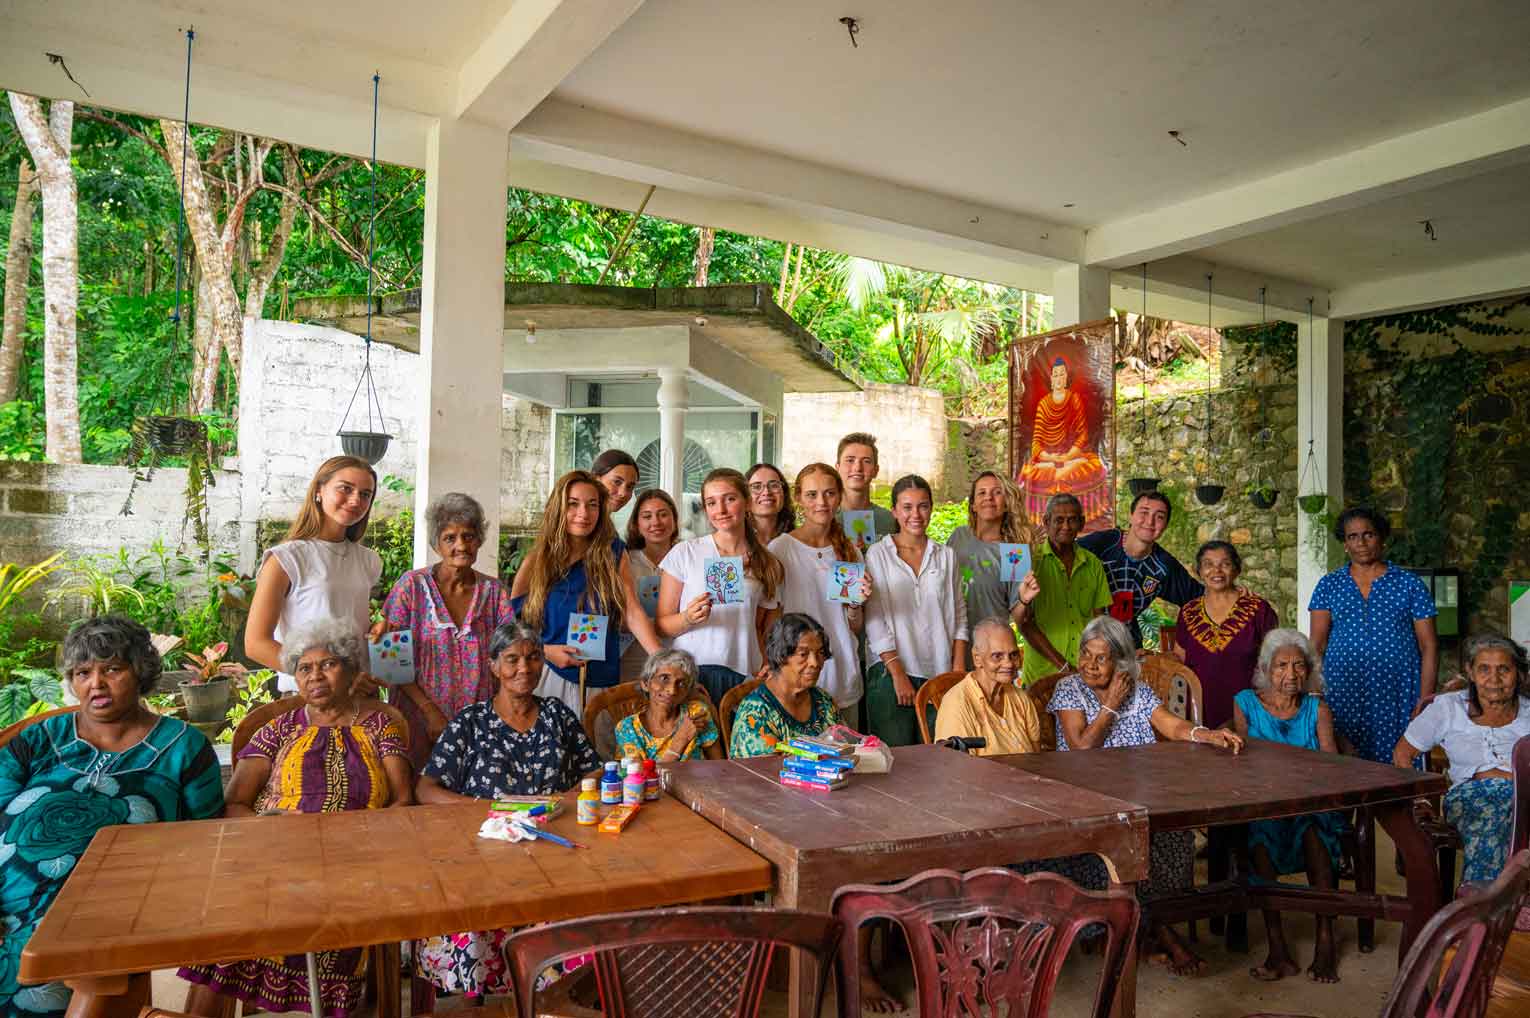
top-left (835, 432), bottom-right (896, 541)
top-left (1077, 490), bottom-right (1203, 647)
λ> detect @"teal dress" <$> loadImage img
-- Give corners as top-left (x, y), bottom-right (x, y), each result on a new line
top-left (728, 685), bottom-right (842, 759)
top-left (1235, 689), bottom-right (1345, 874)
top-left (0, 714), bottom-right (224, 1018)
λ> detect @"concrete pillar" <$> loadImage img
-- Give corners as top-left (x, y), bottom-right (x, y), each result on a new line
top-left (1052, 265), bottom-right (1111, 326)
top-left (1296, 313), bottom-right (1344, 629)
top-left (413, 118), bottom-right (509, 569)
top-left (657, 367), bottom-right (689, 506)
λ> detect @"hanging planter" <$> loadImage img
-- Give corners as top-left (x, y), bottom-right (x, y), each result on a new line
top-left (1127, 477), bottom-right (1161, 497)
top-left (336, 73), bottom-right (392, 466)
top-left (1191, 272), bottom-right (1225, 507)
top-left (1246, 484), bottom-right (1279, 510)
top-left (140, 415), bottom-right (207, 455)
top-left (1195, 484), bottom-right (1226, 506)
top-left (1298, 493), bottom-right (1328, 515)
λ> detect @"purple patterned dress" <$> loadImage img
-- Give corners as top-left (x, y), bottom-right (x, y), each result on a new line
top-left (382, 567), bottom-right (516, 768)
top-left (1178, 592), bottom-right (1278, 728)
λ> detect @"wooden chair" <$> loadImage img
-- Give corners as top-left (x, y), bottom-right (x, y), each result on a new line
top-left (913, 669), bottom-right (967, 744)
top-left (582, 681), bottom-right (718, 760)
top-left (718, 677), bottom-right (766, 753)
top-left (500, 907), bottom-right (842, 1018)
top-left (1243, 849), bottom-right (1530, 1018)
top-left (0, 704), bottom-right (78, 749)
top-left (1138, 653), bottom-right (1204, 728)
top-left (833, 866), bottom-right (1138, 1018)
top-left (1023, 668), bottom-right (1072, 753)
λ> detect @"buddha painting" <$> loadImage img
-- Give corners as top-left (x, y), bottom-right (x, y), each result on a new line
top-left (1016, 349), bottom-right (1112, 529)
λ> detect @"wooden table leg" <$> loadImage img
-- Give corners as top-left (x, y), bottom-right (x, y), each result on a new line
top-left (780, 871), bottom-right (835, 1018)
top-left (62, 973), bottom-right (149, 1018)
top-left (1356, 807), bottom-right (1377, 953)
top-left (1375, 800), bottom-right (1442, 958)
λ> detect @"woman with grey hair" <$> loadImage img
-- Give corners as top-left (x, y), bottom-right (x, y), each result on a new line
top-left (616, 649), bottom-right (722, 762)
top-left (1395, 631), bottom-right (1530, 886)
top-left (180, 615), bottom-right (410, 1018)
top-left (1231, 628), bottom-right (1344, 983)
top-left (1046, 614), bottom-right (1242, 977)
top-left (376, 490), bottom-right (516, 768)
top-left (728, 613), bottom-right (843, 758)
top-left (3, 616), bottom-right (222, 1018)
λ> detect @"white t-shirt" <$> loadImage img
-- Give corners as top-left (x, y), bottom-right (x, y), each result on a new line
top-left (769, 534), bottom-right (862, 708)
top-left (864, 535), bottom-right (968, 678)
top-left (266, 539), bottom-right (382, 692)
top-left (660, 534), bottom-right (780, 677)
top-left (1402, 689), bottom-right (1530, 786)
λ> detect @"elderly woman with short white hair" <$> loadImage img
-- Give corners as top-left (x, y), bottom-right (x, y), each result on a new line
top-left (615, 648), bottom-right (722, 762)
top-left (1231, 628), bottom-right (1344, 984)
top-left (376, 491), bottom-right (516, 768)
top-left (1046, 615), bottom-right (1243, 978)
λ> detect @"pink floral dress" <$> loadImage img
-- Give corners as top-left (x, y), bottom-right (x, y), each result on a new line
top-left (381, 567), bottom-right (516, 768)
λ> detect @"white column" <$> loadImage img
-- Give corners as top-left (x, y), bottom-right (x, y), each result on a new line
top-left (1051, 265), bottom-right (1111, 326)
top-left (657, 367), bottom-right (689, 506)
top-left (414, 118), bottom-right (508, 570)
top-left (1296, 313), bottom-right (1344, 630)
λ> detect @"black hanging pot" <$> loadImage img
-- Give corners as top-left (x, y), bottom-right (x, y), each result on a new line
top-left (1249, 488), bottom-right (1279, 510)
top-left (139, 416), bottom-right (207, 455)
top-left (1194, 484), bottom-right (1225, 506)
top-left (339, 430), bottom-right (391, 465)
top-left (1297, 494), bottom-right (1328, 514)
top-left (1127, 477), bottom-right (1160, 497)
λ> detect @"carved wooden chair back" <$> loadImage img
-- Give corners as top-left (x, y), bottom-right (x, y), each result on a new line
top-left (583, 681), bottom-right (718, 760)
top-left (832, 867), bottom-right (1138, 1018)
top-left (1023, 669), bottom-right (1072, 753)
top-left (913, 670), bottom-right (967, 744)
top-left (718, 678), bottom-right (766, 754)
top-left (0, 704), bottom-right (79, 750)
top-left (503, 907), bottom-right (842, 1018)
top-left (1138, 653), bottom-right (1203, 728)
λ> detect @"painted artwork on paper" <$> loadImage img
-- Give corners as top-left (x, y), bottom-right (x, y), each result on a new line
top-left (369, 630), bottom-right (415, 685)
top-left (998, 543), bottom-right (1033, 582)
top-left (842, 510), bottom-right (876, 553)
top-left (704, 556), bottom-right (746, 604)
top-left (566, 612), bottom-right (609, 662)
top-left (826, 561), bottom-right (867, 605)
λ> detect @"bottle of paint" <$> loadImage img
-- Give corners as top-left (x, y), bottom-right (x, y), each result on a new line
top-left (600, 761), bottom-right (622, 805)
top-left (622, 761), bottom-right (645, 807)
top-left (642, 759), bottom-right (661, 801)
top-left (577, 778), bottom-right (599, 825)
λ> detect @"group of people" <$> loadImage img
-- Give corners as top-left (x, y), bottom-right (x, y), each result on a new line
top-left (3, 437), bottom-right (1528, 1016)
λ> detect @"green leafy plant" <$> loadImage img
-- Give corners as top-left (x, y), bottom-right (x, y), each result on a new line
top-left (0, 668), bottom-right (65, 727)
top-left (218, 669), bottom-right (277, 743)
top-left (182, 642), bottom-right (233, 684)
top-left (42, 555), bottom-right (147, 619)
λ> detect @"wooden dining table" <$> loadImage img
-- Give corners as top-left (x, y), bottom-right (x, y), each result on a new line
top-left (667, 743), bottom-right (1152, 1018)
top-left (19, 797), bottom-right (772, 1018)
top-left (996, 739), bottom-right (1449, 956)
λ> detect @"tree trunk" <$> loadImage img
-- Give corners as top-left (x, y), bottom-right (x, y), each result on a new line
top-left (0, 157), bottom-right (38, 404)
top-left (692, 226), bottom-right (715, 287)
top-left (160, 119), bottom-right (243, 413)
top-left (238, 179), bottom-right (298, 383)
top-left (9, 94), bottom-right (82, 462)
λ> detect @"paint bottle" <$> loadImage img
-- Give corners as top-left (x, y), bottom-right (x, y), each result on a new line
top-left (642, 759), bottom-right (661, 801)
top-left (577, 778), bottom-right (599, 826)
top-left (622, 761), bottom-right (645, 807)
top-left (600, 761), bottom-right (622, 805)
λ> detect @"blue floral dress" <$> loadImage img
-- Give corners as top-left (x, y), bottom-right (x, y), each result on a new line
top-left (1308, 563), bottom-right (1436, 762)
top-left (1234, 690), bottom-right (1345, 875)
top-left (1, 715), bottom-right (223, 1018)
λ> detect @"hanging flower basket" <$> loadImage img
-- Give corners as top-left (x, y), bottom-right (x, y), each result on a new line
top-left (1297, 493), bottom-right (1328, 515)
top-left (139, 415), bottom-right (208, 456)
top-left (339, 430), bottom-right (392, 465)
top-left (1248, 487), bottom-right (1279, 510)
top-left (1194, 484), bottom-right (1226, 506)
top-left (1127, 477), bottom-right (1160, 497)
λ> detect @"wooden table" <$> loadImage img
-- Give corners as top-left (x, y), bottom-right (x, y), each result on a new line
top-left (20, 798), bottom-right (771, 1018)
top-left (996, 740), bottom-right (1449, 956)
top-left (667, 743), bottom-right (1151, 1018)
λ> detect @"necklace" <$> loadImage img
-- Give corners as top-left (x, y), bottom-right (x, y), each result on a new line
top-left (317, 538), bottom-right (352, 559)
top-left (305, 703), bottom-right (361, 726)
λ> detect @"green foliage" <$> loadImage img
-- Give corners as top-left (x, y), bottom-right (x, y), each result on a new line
top-left (367, 510), bottom-right (416, 597)
top-left (42, 556), bottom-right (147, 619)
top-left (0, 667), bottom-right (64, 727)
top-left (928, 501), bottom-right (968, 544)
top-left (1223, 321), bottom-right (1298, 376)
top-left (217, 669), bottom-right (277, 744)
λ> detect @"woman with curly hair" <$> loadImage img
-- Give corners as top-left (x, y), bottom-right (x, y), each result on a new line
top-left (945, 470), bottom-right (1038, 666)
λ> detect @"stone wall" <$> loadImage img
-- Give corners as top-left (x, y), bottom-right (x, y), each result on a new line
top-left (781, 383), bottom-right (949, 495)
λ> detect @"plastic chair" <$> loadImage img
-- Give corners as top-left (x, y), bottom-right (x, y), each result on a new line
top-left (0, 704), bottom-right (78, 749)
top-left (501, 906), bottom-right (842, 1018)
top-left (912, 669), bottom-right (966, 744)
top-left (1138, 653), bottom-right (1203, 727)
top-left (718, 677), bottom-right (765, 753)
top-left (1456, 735), bottom-right (1530, 929)
top-left (583, 681), bottom-right (718, 759)
top-left (832, 866), bottom-right (1139, 1018)
top-left (1243, 849), bottom-right (1530, 1018)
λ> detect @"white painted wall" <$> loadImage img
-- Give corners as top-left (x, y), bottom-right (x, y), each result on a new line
top-left (781, 384), bottom-right (948, 496)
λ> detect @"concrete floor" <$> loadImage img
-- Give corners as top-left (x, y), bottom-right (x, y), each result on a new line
top-left (146, 829), bottom-right (1412, 1018)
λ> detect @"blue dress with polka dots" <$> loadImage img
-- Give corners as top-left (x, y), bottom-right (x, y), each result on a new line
top-left (1308, 562), bottom-right (1436, 762)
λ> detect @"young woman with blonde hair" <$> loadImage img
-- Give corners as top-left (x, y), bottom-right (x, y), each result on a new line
top-left (247, 456), bottom-right (382, 692)
top-left (511, 470), bottom-right (661, 709)
top-left (768, 463), bottom-right (874, 726)
top-left (657, 468), bottom-right (785, 703)
top-left (945, 470), bottom-right (1040, 666)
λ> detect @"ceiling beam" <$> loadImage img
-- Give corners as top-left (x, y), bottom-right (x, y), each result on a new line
top-left (511, 99), bottom-right (1086, 270)
top-left (1084, 95), bottom-right (1530, 269)
top-left (453, 0), bottom-right (644, 128)
top-left (1327, 249), bottom-right (1530, 320)
top-left (1126, 255), bottom-right (1328, 323)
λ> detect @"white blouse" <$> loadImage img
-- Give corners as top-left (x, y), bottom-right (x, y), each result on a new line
top-left (863, 535), bottom-right (968, 678)
top-left (1402, 689), bottom-right (1530, 786)
top-left (266, 539), bottom-right (382, 692)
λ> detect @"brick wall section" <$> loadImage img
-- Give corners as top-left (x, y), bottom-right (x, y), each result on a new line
top-left (781, 383), bottom-right (948, 496)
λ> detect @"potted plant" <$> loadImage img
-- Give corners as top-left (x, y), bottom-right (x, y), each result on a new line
top-left (178, 642), bottom-right (243, 731)
top-left (1297, 493), bottom-right (1328, 514)
top-left (1245, 482), bottom-right (1279, 510)
top-left (120, 415), bottom-right (218, 554)
top-left (1194, 484), bottom-right (1226, 506)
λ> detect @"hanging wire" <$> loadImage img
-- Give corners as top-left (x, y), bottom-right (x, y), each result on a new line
top-left (1204, 273), bottom-right (1214, 445)
top-left (339, 74), bottom-right (388, 438)
top-left (167, 28), bottom-right (194, 410)
top-left (1139, 263), bottom-right (1148, 435)
top-left (1299, 296), bottom-right (1319, 496)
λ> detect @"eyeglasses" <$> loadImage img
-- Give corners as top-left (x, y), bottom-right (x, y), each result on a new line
top-left (748, 481), bottom-right (784, 494)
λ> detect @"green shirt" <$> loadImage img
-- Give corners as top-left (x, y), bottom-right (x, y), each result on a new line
top-left (1020, 540), bottom-right (1112, 684)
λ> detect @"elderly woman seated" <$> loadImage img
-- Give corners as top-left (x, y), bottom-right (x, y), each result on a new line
top-left (179, 617), bottom-right (410, 1018)
top-left (1046, 615), bottom-right (1243, 977)
top-left (1231, 629), bottom-right (1345, 983)
top-left (1, 616), bottom-right (224, 1018)
top-left (1395, 632), bottom-right (1530, 886)
top-left (934, 616), bottom-right (1042, 755)
top-left (616, 649), bottom-right (723, 762)
top-left (414, 621), bottom-right (601, 999)
top-left (729, 613), bottom-right (842, 758)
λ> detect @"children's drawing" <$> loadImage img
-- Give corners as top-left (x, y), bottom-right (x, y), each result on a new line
top-left (998, 543), bottom-right (1033, 583)
top-left (566, 612), bottom-right (609, 662)
top-left (704, 556), bottom-right (745, 604)
top-left (368, 630), bottom-right (415, 685)
top-left (826, 561), bottom-right (867, 605)
top-left (841, 510), bottom-right (876, 552)
top-left (637, 574), bottom-right (662, 616)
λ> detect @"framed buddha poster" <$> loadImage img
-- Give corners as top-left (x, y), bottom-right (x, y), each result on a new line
top-left (1007, 318), bottom-right (1116, 533)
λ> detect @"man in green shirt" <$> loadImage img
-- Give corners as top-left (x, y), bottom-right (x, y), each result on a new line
top-left (1017, 493), bottom-right (1112, 684)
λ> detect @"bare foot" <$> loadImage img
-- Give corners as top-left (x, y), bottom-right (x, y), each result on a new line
top-left (859, 973), bottom-right (904, 1014)
top-left (1249, 957), bottom-right (1300, 981)
top-left (1308, 934), bottom-right (1340, 983)
top-left (1157, 927), bottom-right (1208, 978)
